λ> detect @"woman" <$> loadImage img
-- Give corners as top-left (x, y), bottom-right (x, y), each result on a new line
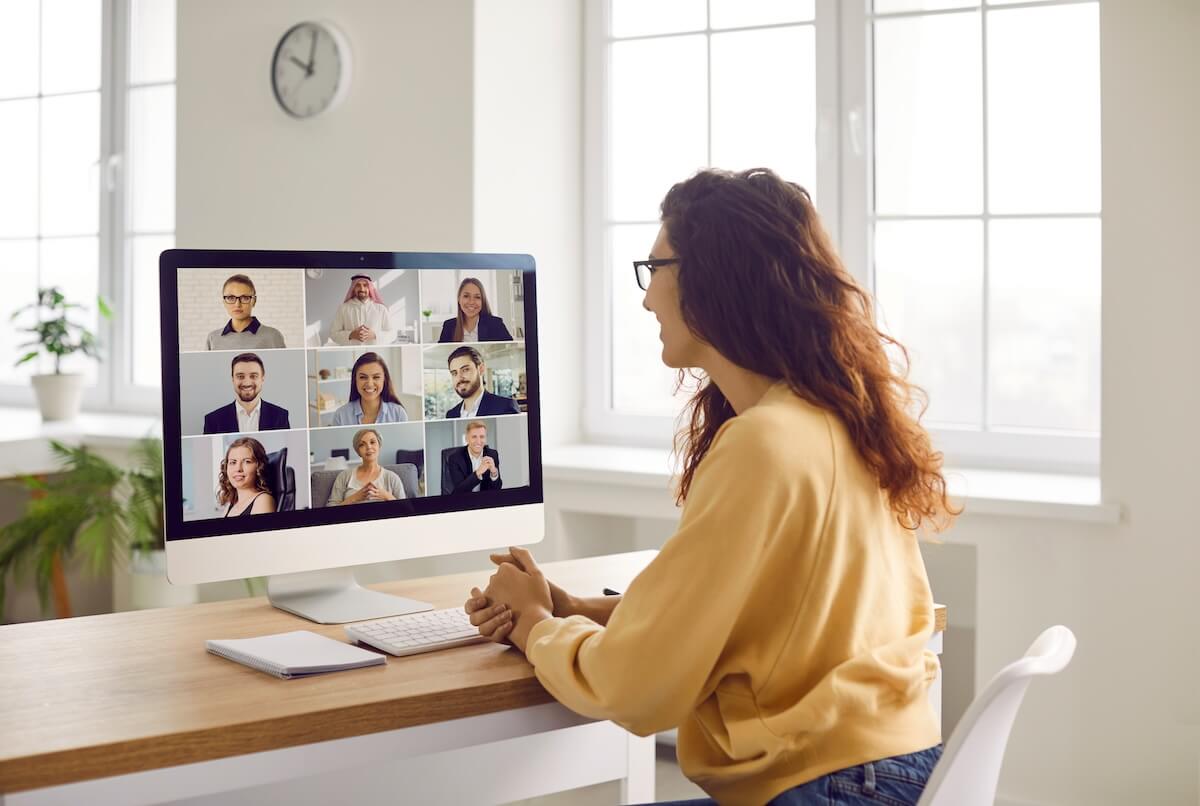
top-left (327, 428), bottom-right (406, 505)
top-left (217, 437), bottom-right (276, 517)
top-left (465, 169), bottom-right (957, 805)
top-left (330, 352), bottom-right (408, 425)
top-left (437, 277), bottom-right (513, 343)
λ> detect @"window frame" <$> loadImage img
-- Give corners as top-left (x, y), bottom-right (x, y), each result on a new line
top-left (0, 0), bottom-right (171, 417)
top-left (584, 0), bottom-right (1100, 474)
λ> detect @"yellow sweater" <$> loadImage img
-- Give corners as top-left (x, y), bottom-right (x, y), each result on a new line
top-left (526, 384), bottom-right (941, 805)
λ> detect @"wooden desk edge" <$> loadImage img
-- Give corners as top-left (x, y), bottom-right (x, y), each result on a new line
top-left (0, 678), bottom-right (556, 794)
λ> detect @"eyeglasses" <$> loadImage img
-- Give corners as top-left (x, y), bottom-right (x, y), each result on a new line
top-left (632, 258), bottom-right (679, 291)
top-left (222, 294), bottom-right (256, 305)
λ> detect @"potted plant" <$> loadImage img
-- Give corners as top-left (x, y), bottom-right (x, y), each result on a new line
top-left (120, 438), bottom-right (198, 610)
top-left (0, 437), bottom-right (193, 621)
top-left (13, 286), bottom-right (112, 421)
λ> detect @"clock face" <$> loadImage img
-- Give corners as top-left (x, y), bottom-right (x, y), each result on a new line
top-left (271, 22), bottom-right (349, 119)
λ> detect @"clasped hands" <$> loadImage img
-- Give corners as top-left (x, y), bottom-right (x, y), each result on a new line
top-left (344, 481), bottom-right (394, 503)
top-left (464, 547), bottom-right (557, 652)
top-left (350, 324), bottom-right (376, 342)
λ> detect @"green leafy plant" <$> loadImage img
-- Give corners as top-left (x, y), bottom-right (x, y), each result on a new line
top-left (12, 286), bottom-right (113, 374)
top-left (422, 308), bottom-right (433, 320)
top-left (0, 438), bottom-right (164, 621)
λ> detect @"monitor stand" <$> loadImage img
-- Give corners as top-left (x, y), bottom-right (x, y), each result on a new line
top-left (266, 568), bottom-right (433, 624)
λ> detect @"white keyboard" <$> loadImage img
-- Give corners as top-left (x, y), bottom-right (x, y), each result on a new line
top-left (344, 608), bottom-right (486, 657)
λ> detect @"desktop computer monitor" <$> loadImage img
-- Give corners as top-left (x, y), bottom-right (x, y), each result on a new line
top-left (158, 250), bottom-right (543, 623)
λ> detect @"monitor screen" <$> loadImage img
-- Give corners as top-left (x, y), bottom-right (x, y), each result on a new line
top-left (159, 250), bottom-right (544, 585)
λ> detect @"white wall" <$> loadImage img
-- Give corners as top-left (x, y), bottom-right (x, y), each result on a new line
top-left (472, 0), bottom-right (583, 448)
top-left (177, 0), bottom-right (475, 251)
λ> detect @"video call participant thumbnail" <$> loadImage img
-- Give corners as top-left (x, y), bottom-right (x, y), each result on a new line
top-left (331, 274), bottom-right (397, 345)
top-left (218, 437), bottom-right (277, 517)
top-left (438, 277), bottom-right (513, 343)
top-left (206, 274), bottom-right (287, 350)
top-left (203, 353), bottom-right (292, 434)
top-left (442, 420), bottom-right (502, 495)
top-left (331, 351), bottom-right (409, 425)
top-left (444, 346), bottom-right (519, 418)
top-left (327, 428), bottom-right (406, 505)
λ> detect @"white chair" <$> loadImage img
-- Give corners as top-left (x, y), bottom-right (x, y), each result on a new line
top-left (918, 625), bottom-right (1077, 806)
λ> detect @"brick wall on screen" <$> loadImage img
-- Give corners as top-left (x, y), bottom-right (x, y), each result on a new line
top-left (177, 269), bottom-right (307, 351)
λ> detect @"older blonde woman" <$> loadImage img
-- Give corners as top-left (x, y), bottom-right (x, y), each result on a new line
top-left (327, 428), bottom-right (406, 505)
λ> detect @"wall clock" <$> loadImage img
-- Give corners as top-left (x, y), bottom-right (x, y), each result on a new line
top-left (271, 21), bottom-right (352, 119)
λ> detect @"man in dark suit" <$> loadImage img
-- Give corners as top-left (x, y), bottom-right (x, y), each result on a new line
top-left (442, 421), bottom-right (503, 495)
top-left (444, 345), bottom-right (520, 419)
top-left (202, 353), bottom-right (292, 434)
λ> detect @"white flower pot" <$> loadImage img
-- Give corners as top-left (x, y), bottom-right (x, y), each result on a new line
top-left (129, 549), bottom-right (199, 610)
top-left (30, 372), bottom-right (85, 421)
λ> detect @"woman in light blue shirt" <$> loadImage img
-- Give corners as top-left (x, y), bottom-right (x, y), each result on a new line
top-left (330, 352), bottom-right (409, 426)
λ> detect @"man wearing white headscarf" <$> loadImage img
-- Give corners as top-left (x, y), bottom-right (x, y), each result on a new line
top-left (330, 274), bottom-right (397, 345)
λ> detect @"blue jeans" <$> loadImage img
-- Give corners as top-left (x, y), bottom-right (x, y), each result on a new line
top-left (653, 745), bottom-right (943, 806)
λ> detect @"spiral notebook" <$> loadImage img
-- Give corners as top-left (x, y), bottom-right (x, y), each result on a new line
top-left (206, 630), bottom-right (386, 679)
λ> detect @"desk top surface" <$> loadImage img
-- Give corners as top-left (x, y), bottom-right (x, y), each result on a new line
top-left (0, 550), bottom-right (946, 793)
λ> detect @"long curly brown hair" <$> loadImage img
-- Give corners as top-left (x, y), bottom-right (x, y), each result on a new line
top-left (662, 168), bottom-right (958, 533)
top-left (217, 437), bottom-right (271, 507)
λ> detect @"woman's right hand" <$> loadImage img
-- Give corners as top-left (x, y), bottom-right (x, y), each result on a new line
top-left (342, 485), bottom-right (372, 505)
top-left (488, 550), bottom-right (573, 617)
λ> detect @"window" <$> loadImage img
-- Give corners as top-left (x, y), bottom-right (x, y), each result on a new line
top-left (587, 0), bottom-right (829, 444)
top-left (0, 0), bottom-right (175, 411)
top-left (587, 0), bottom-right (1100, 472)
top-left (863, 0), bottom-right (1100, 471)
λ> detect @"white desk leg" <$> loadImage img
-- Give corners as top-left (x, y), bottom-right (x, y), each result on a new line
top-left (619, 732), bottom-right (656, 804)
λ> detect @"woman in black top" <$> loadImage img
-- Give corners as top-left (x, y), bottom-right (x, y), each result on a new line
top-left (438, 277), bottom-right (513, 343)
top-left (217, 437), bottom-right (276, 517)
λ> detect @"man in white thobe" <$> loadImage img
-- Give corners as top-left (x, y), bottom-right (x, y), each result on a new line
top-left (330, 274), bottom-right (397, 345)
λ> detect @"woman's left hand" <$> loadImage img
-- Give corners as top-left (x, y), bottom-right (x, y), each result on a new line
top-left (484, 547), bottom-right (553, 651)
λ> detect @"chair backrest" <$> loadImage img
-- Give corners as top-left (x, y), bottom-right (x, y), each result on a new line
top-left (440, 446), bottom-right (460, 496)
top-left (310, 470), bottom-right (339, 508)
top-left (395, 449), bottom-right (424, 482)
top-left (917, 625), bottom-right (1077, 806)
top-left (264, 448), bottom-right (296, 512)
top-left (383, 463), bottom-right (419, 499)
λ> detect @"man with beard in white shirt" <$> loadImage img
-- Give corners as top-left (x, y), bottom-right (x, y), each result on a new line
top-left (330, 274), bottom-right (397, 345)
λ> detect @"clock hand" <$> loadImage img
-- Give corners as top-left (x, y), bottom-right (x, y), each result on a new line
top-left (289, 55), bottom-right (309, 73)
top-left (307, 28), bottom-right (317, 74)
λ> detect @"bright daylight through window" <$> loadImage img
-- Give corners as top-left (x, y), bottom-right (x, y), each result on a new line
top-left (598, 0), bottom-right (1099, 470)
top-left (0, 0), bottom-right (175, 407)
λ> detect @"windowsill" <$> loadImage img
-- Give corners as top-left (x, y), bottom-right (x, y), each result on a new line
top-left (0, 407), bottom-right (160, 477)
top-left (543, 442), bottom-right (1122, 524)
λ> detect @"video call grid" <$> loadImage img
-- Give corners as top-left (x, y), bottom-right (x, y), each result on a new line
top-left (176, 267), bottom-right (531, 521)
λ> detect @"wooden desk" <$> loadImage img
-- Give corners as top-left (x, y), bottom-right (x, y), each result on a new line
top-left (0, 551), bottom-right (947, 805)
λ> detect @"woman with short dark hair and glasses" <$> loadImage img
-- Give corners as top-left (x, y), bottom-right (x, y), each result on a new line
top-left (466, 168), bottom-right (958, 805)
top-left (205, 274), bottom-right (287, 350)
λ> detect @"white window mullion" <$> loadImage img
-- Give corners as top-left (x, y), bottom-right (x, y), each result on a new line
top-left (837, 0), bottom-right (870, 290)
top-left (704, 0), bottom-right (712, 168)
top-left (980, 3), bottom-right (991, 438)
top-left (814, 0), bottom-right (843, 254)
top-left (582, 0), bottom-right (613, 432)
top-left (99, 0), bottom-right (123, 412)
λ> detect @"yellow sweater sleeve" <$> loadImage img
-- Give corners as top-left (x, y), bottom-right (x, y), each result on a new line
top-left (526, 416), bottom-right (820, 737)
